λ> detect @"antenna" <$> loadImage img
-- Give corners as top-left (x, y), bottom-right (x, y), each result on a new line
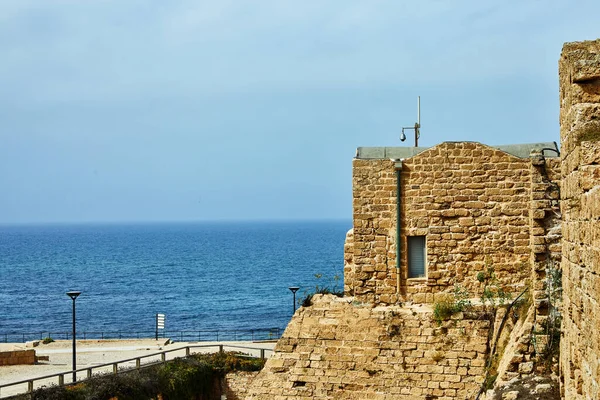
top-left (401, 96), bottom-right (421, 146)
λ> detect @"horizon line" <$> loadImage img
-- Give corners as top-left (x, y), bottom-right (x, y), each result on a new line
top-left (0, 217), bottom-right (352, 227)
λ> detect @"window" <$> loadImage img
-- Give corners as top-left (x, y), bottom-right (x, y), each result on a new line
top-left (407, 236), bottom-right (426, 278)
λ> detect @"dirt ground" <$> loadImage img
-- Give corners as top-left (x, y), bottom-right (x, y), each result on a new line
top-left (0, 339), bottom-right (275, 399)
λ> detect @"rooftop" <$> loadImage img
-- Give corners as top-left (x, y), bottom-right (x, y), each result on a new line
top-left (355, 141), bottom-right (560, 160)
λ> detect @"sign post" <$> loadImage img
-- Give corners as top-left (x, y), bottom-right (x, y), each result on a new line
top-left (156, 313), bottom-right (165, 340)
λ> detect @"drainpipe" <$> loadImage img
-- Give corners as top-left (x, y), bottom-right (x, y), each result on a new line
top-left (395, 160), bottom-right (403, 295)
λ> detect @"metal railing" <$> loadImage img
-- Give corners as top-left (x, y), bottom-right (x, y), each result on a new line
top-left (0, 327), bottom-right (282, 343)
top-left (0, 343), bottom-right (274, 399)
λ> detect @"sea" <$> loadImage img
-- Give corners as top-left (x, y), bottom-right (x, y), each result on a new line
top-left (0, 220), bottom-right (349, 342)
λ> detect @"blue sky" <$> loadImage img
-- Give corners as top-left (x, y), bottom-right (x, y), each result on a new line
top-left (1, 1), bottom-right (598, 224)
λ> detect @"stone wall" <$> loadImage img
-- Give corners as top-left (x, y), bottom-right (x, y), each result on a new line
top-left (0, 349), bottom-right (36, 366)
top-left (559, 39), bottom-right (600, 399)
top-left (346, 142), bottom-right (560, 306)
top-left (343, 228), bottom-right (355, 295)
top-left (246, 294), bottom-right (490, 400)
top-left (346, 158), bottom-right (397, 304)
top-left (225, 371), bottom-right (260, 400)
top-left (529, 155), bottom-right (562, 341)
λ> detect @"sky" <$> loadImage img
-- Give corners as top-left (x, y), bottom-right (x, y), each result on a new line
top-left (1, 0), bottom-right (599, 224)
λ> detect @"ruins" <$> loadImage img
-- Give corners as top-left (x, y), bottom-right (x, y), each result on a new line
top-left (241, 39), bottom-right (600, 399)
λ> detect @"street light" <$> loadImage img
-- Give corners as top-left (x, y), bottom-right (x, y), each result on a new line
top-left (66, 291), bottom-right (81, 383)
top-left (288, 286), bottom-right (300, 315)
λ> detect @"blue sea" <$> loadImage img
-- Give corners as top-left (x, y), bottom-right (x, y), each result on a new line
top-left (0, 221), bottom-right (349, 342)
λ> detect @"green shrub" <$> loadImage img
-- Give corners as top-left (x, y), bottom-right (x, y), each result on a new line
top-left (24, 352), bottom-right (265, 400)
top-left (432, 285), bottom-right (471, 325)
top-left (42, 337), bottom-right (54, 344)
top-left (298, 274), bottom-right (343, 308)
top-left (477, 265), bottom-right (511, 307)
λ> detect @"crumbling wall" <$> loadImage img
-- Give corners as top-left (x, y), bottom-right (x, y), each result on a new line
top-left (343, 228), bottom-right (355, 295)
top-left (225, 371), bottom-right (260, 400)
top-left (559, 39), bottom-right (600, 399)
top-left (529, 155), bottom-right (562, 358)
top-left (246, 294), bottom-right (490, 399)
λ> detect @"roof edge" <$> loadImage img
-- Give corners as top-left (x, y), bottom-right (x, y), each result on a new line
top-left (355, 141), bottom-right (560, 160)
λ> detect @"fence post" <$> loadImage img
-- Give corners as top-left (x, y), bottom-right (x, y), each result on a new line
top-left (113, 363), bottom-right (118, 374)
top-left (28, 381), bottom-right (33, 393)
top-left (161, 352), bottom-right (166, 363)
top-left (59, 374), bottom-right (64, 386)
top-left (136, 358), bottom-right (141, 369)
top-left (219, 344), bottom-right (223, 353)
top-left (186, 347), bottom-right (190, 356)
top-left (261, 349), bottom-right (265, 360)
top-left (87, 368), bottom-right (92, 378)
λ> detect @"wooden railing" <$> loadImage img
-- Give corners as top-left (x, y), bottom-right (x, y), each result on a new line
top-left (0, 343), bottom-right (273, 399)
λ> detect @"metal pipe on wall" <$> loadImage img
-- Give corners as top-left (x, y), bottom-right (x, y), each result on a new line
top-left (395, 162), bottom-right (402, 295)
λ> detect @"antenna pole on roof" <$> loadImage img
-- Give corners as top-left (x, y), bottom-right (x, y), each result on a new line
top-left (401, 96), bottom-right (421, 146)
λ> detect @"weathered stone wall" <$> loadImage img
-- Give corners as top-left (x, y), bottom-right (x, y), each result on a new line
top-left (559, 39), bottom-right (600, 399)
top-left (347, 142), bottom-right (560, 305)
top-left (347, 159), bottom-right (397, 304)
top-left (0, 349), bottom-right (36, 366)
top-left (225, 371), bottom-right (260, 400)
top-left (343, 228), bottom-right (355, 295)
top-left (246, 294), bottom-right (490, 400)
top-left (529, 155), bottom-right (562, 349)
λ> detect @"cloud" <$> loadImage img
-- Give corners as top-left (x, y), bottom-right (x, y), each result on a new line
top-left (0, 0), bottom-right (599, 111)
top-left (2, 0), bottom-right (591, 108)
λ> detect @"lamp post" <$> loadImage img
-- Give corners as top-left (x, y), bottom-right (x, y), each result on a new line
top-left (288, 286), bottom-right (299, 315)
top-left (66, 291), bottom-right (81, 383)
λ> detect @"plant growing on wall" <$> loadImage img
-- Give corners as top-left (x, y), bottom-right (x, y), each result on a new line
top-left (432, 285), bottom-right (472, 325)
top-left (299, 274), bottom-right (343, 307)
top-left (532, 263), bottom-right (562, 367)
top-left (476, 265), bottom-right (511, 308)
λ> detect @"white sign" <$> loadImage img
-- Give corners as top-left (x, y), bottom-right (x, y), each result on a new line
top-left (157, 313), bottom-right (165, 329)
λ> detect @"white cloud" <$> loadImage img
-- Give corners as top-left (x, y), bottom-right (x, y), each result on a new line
top-left (0, 0), bottom-right (598, 105)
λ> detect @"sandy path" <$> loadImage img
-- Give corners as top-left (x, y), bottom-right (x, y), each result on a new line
top-left (0, 339), bottom-right (275, 399)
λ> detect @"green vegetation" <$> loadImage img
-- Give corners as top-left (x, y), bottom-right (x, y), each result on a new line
top-left (532, 263), bottom-right (562, 368)
top-left (23, 352), bottom-right (264, 400)
top-left (476, 265), bottom-right (511, 307)
top-left (299, 274), bottom-right (343, 307)
top-left (432, 285), bottom-right (472, 325)
top-left (42, 337), bottom-right (54, 344)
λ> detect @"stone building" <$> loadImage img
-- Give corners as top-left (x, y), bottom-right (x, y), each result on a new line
top-left (559, 39), bottom-right (600, 399)
top-left (245, 142), bottom-right (563, 399)
top-left (344, 141), bottom-right (561, 309)
top-left (244, 39), bottom-right (600, 399)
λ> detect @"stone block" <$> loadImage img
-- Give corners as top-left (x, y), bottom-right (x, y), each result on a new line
top-left (518, 361), bottom-right (534, 374)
